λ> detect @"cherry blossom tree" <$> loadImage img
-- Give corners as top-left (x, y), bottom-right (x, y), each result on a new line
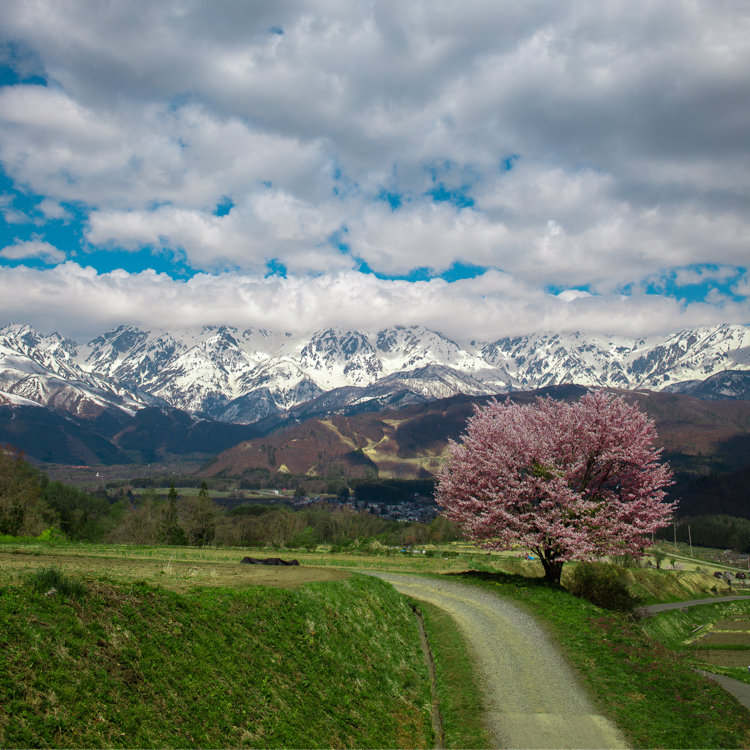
top-left (436, 391), bottom-right (675, 584)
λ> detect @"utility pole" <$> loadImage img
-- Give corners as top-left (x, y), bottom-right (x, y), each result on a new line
top-left (674, 521), bottom-right (678, 553)
top-left (688, 525), bottom-right (692, 558)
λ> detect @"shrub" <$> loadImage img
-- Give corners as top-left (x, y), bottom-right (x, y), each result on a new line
top-left (567, 562), bottom-right (642, 612)
top-left (350, 537), bottom-right (388, 555)
top-left (37, 527), bottom-right (68, 546)
top-left (27, 566), bottom-right (86, 600)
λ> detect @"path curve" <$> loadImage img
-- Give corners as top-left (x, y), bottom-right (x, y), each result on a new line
top-left (365, 572), bottom-right (628, 749)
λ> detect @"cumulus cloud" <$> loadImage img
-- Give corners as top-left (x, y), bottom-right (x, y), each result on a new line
top-left (37, 198), bottom-right (72, 221)
top-left (0, 87), bottom-right (329, 210)
top-left (732, 274), bottom-right (750, 299)
top-left (347, 201), bottom-right (508, 275)
top-left (0, 239), bottom-right (65, 264)
top-left (86, 190), bottom-right (350, 273)
top-left (671, 265), bottom-right (742, 287)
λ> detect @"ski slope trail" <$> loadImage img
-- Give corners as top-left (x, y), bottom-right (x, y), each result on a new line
top-left (367, 572), bottom-right (628, 749)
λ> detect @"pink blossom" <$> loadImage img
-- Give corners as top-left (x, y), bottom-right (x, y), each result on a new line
top-left (436, 391), bottom-right (675, 583)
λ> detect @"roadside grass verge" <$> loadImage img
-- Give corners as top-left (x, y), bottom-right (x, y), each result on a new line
top-left (0, 570), bottom-right (432, 749)
top-left (457, 571), bottom-right (750, 750)
top-left (416, 600), bottom-right (489, 749)
top-left (624, 567), bottom-right (744, 604)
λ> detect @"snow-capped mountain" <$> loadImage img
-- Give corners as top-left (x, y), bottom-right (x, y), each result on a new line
top-left (0, 324), bottom-right (145, 418)
top-left (481, 331), bottom-right (638, 390)
top-left (626, 326), bottom-right (750, 387)
top-left (2, 322), bottom-right (750, 424)
top-left (299, 328), bottom-right (384, 389)
top-left (218, 358), bottom-right (324, 423)
top-left (662, 370), bottom-right (750, 400)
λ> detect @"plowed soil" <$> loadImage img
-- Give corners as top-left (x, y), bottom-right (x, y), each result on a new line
top-left (700, 631), bottom-right (750, 646)
top-left (695, 650), bottom-right (750, 668)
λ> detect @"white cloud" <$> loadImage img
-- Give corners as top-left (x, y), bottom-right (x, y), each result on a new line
top-left (731, 274), bottom-right (750, 299)
top-left (556, 289), bottom-right (593, 303)
top-left (672, 265), bottom-right (741, 287)
top-left (86, 190), bottom-right (350, 272)
top-left (347, 202), bottom-right (508, 275)
top-left (0, 239), bottom-right (65, 264)
top-left (38, 198), bottom-right (71, 221)
top-left (0, 263), bottom-right (747, 343)
top-left (0, 87), bottom-right (330, 211)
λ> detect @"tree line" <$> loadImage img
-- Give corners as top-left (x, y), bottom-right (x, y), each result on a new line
top-left (657, 514), bottom-right (750, 553)
top-left (0, 447), bottom-right (459, 548)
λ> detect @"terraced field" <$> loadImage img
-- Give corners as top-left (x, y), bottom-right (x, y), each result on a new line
top-left (692, 616), bottom-right (750, 668)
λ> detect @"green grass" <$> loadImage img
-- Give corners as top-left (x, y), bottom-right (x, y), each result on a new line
top-left (0, 571), bottom-right (432, 748)
top-left (2, 537), bottom-right (744, 599)
top-left (26, 566), bottom-right (87, 600)
top-left (640, 600), bottom-right (750, 650)
top-left (0, 537), bottom-right (549, 581)
top-left (4, 538), bottom-right (749, 748)
top-left (416, 600), bottom-right (489, 749)
top-left (456, 571), bottom-right (750, 750)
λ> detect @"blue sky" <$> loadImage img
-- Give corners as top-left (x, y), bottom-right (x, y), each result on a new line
top-left (0, 1), bottom-right (748, 341)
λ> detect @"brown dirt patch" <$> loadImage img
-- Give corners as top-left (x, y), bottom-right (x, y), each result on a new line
top-left (694, 651), bottom-right (750, 668)
top-left (699, 632), bottom-right (750, 647)
top-left (715, 619), bottom-right (750, 630)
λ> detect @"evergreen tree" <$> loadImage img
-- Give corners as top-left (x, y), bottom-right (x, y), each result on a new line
top-left (160, 483), bottom-right (186, 545)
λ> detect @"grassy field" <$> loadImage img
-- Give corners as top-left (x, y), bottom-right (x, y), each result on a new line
top-left (0, 565), bottom-right (432, 748)
top-left (3, 537), bottom-right (750, 748)
top-left (5, 536), bottom-right (747, 586)
top-left (0, 539), bottom-right (539, 585)
top-left (0, 547), bottom-right (351, 593)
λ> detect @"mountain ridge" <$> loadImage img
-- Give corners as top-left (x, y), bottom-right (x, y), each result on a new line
top-left (2, 322), bottom-right (750, 426)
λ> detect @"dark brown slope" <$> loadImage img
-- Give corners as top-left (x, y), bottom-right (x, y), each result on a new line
top-left (200, 387), bottom-right (750, 501)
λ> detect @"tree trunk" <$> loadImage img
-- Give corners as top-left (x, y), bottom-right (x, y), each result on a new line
top-left (540, 554), bottom-right (563, 585)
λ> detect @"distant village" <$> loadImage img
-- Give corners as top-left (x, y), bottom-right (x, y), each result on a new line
top-left (290, 493), bottom-right (440, 524)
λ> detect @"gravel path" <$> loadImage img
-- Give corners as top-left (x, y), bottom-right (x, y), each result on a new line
top-left (365, 572), bottom-right (628, 749)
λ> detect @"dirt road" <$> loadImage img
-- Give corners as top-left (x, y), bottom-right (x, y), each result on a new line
top-left (640, 595), bottom-right (750, 615)
top-left (366, 572), bottom-right (628, 749)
